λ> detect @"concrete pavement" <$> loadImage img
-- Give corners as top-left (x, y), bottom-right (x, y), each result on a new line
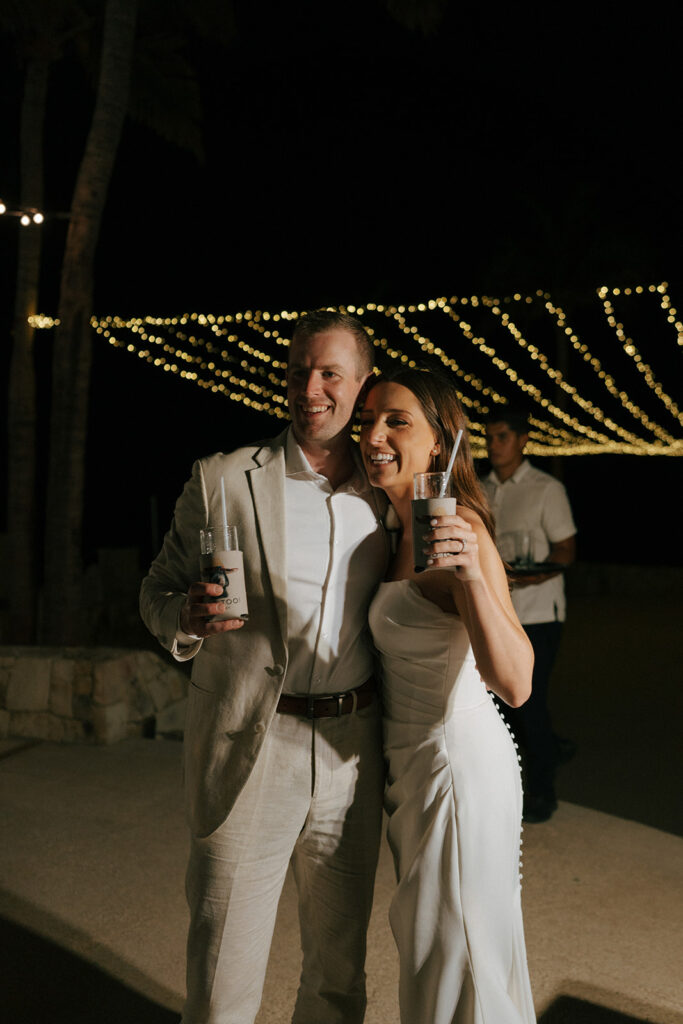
top-left (1, 737), bottom-right (682, 1024)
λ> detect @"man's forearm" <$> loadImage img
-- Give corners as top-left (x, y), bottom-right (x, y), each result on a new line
top-left (548, 535), bottom-right (576, 565)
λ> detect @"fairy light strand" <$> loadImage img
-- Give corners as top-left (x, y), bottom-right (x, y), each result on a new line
top-left (0, 198), bottom-right (44, 225)
top-left (437, 292), bottom-right (676, 445)
top-left (435, 297), bottom-right (619, 446)
top-left (598, 283), bottom-right (683, 427)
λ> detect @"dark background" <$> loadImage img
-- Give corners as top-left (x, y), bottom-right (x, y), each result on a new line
top-left (1, 0), bottom-right (681, 568)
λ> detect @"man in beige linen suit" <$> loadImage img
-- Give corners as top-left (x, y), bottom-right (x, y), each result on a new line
top-left (140, 311), bottom-right (388, 1024)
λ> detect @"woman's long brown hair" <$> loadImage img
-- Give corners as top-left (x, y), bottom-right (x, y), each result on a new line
top-left (365, 368), bottom-right (496, 541)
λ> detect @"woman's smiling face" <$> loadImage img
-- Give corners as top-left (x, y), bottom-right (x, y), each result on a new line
top-left (359, 382), bottom-right (439, 496)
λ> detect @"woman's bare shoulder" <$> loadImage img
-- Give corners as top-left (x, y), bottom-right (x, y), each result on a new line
top-left (458, 505), bottom-right (490, 542)
top-left (458, 506), bottom-right (506, 579)
top-left (458, 505), bottom-right (480, 523)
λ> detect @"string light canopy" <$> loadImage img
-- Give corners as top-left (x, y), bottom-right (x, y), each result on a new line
top-left (30, 283), bottom-right (683, 456)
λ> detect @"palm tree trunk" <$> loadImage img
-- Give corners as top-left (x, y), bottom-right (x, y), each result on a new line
top-left (42, 0), bottom-right (138, 644)
top-left (7, 56), bottom-right (49, 643)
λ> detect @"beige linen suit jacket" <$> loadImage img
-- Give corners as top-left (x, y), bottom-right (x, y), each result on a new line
top-left (140, 428), bottom-right (388, 838)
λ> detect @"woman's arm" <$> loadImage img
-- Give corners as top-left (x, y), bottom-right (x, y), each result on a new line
top-left (425, 509), bottom-right (534, 707)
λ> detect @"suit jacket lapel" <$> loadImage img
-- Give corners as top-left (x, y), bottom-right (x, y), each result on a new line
top-left (248, 434), bottom-right (288, 646)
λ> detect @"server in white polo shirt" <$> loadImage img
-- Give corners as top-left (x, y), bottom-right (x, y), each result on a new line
top-left (140, 311), bottom-right (389, 1024)
top-left (482, 409), bottom-right (577, 824)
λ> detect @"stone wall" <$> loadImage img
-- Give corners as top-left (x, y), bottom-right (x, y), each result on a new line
top-left (0, 647), bottom-right (188, 745)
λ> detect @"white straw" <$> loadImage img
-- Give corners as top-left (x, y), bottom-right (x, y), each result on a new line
top-left (220, 477), bottom-right (228, 528)
top-left (439, 429), bottom-right (463, 496)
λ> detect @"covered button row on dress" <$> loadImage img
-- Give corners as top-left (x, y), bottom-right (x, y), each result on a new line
top-left (491, 694), bottom-right (523, 763)
top-left (489, 694), bottom-right (527, 886)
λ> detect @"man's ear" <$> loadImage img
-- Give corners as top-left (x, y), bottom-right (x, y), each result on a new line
top-left (355, 372), bottom-right (377, 408)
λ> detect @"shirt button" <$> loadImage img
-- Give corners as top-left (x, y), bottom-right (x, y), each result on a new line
top-left (254, 722), bottom-right (266, 734)
top-left (272, 664), bottom-right (284, 676)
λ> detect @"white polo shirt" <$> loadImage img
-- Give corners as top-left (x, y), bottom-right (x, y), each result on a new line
top-left (283, 429), bottom-right (387, 694)
top-left (482, 460), bottom-right (576, 625)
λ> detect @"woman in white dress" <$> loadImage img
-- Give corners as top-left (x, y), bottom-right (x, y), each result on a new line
top-left (359, 369), bottom-right (536, 1024)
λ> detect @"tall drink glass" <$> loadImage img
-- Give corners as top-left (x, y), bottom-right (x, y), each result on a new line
top-left (199, 525), bottom-right (249, 621)
top-left (412, 472), bottom-right (456, 572)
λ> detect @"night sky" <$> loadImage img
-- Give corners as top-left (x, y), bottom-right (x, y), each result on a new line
top-left (1, 1), bottom-right (681, 566)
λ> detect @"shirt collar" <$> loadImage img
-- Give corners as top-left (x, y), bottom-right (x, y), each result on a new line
top-left (487, 458), bottom-right (530, 486)
top-left (285, 426), bottom-right (368, 495)
top-left (285, 426), bottom-right (318, 478)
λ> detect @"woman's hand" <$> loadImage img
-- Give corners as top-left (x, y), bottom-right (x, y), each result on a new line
top-left (422, 514), bottom-right (481, 581)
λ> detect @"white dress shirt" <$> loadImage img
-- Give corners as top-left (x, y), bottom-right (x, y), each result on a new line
top-left (283, 428), bottom-right (386, 694)
top-left (177, 430), bottom-right (387, 673)
top-left (482, 459), bottom-right (576, 625)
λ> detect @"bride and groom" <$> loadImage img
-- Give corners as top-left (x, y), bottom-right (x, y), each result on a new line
top-left (140, 309), bottom-right (536, 1023)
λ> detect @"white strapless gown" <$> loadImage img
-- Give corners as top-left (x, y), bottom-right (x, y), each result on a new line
top-left (369, 580), bottom-right (536, 1024)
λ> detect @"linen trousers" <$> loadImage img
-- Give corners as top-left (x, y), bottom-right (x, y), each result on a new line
top-left (182, 700), bottom-right (384, 1024)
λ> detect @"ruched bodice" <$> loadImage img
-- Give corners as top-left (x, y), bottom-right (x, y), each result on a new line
top-left (370, 579), bottom-right (536, 1024)
top-left (371, 579), bottom-right (488, 720)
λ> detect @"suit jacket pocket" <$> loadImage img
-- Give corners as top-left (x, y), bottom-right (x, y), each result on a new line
top-left (190, 678), bottom-right (216, 695)
top-left (190, 655), bottom-right (220, 695)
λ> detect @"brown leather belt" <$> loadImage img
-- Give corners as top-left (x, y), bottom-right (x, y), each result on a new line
top-left (276, 677), bottom-right (376, 719)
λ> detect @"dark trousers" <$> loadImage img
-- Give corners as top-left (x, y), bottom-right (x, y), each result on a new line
top-left (503, 621), bottom-right (563, 800)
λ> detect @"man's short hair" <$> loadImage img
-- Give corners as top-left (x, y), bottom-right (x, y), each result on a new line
top-left (484, 406), bottom-right (529, 436)
top-left (290, 310), bottom-right (374, 379)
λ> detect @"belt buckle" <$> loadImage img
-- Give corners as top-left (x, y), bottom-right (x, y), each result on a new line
top-left (305, 691), bottom-right (352, 719)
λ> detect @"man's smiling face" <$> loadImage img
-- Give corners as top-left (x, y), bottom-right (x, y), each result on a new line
top-left (287, 328), bottom-right (369, 452)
